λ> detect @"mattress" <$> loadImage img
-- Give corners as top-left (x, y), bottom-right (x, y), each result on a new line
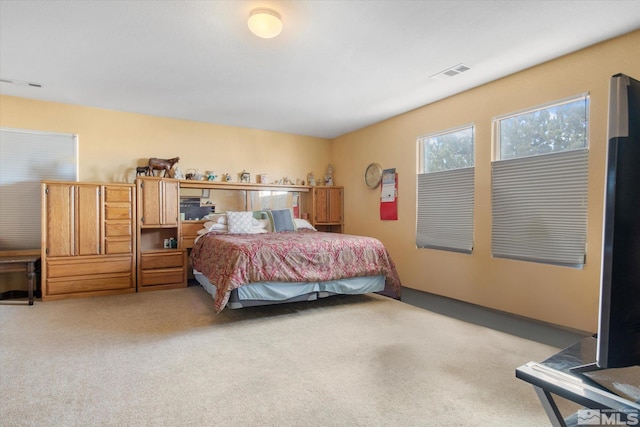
top-left (193, 270), bottom-right (385, 309)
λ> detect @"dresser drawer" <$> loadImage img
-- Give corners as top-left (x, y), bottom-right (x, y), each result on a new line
top-left (105, 205), bottom-right (132, 220)
top-left (105, 222), bottom-right (132, 237)
top-left (104, 186), bottom-right (133, 203)
top-left (140, 250), bottom-right (186, 270)
top-left (181, 221), bottom-right (206, 249)
top-left (181, 221), bottom-right (206, 236)
top-left (105, 238), bottom-right (133, 254)
top-left (47, 255), bottom-right (133, 278)
top-left (140, 268), bottom-right (185, 287)
top-left (47, 273), bottom-right (134, 295)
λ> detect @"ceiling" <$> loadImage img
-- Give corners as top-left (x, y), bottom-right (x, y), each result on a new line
top-left (1, 1), bottom-right (639, 139)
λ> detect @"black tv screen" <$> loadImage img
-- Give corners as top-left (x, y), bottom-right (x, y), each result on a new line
top-left (595, 73), bottom-right (640, 369)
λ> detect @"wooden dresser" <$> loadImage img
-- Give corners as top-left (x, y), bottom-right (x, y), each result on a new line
top-left (41, 181), bottom-right (136, 300)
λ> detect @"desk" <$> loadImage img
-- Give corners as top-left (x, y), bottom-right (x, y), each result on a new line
top-left (517, 336), bottom-right (640, 426)
top-left (0, 254), bottom-right (39, 305)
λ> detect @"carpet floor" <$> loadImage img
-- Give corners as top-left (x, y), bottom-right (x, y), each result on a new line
top-left (0, 286), bottom-right (577, 426)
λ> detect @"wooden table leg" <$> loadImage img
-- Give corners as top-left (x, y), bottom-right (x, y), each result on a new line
top-left (0, 254), bottom-right (39, 305)
top-left (26, 261), bottom-right (35, 305)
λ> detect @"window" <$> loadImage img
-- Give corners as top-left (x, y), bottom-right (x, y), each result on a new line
top-left (0, 128), bottom-right (78, 250)
top-left (491, 95), bottom-right (589, 267)
top-left (416, 125), bottom-right (474, 253)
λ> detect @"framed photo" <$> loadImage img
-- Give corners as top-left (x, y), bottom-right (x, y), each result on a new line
top-left (240, 171), bottom-right (250, 183)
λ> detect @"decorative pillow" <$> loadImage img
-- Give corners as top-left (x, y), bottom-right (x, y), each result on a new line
top-left (204, 213), bottom-right (227, 224)
top-left (203, 221), bottom-right (226, 231)
top-left (252, 210), bottom-right (267, 219)
top-left (294, 218), bottom-right (316, 231)
top-left (267, 209), bottom-right (297, 232)
top-left (252, 218), bottom-right (270, 229)
top-left (226, 211), bottom-right (255, 234)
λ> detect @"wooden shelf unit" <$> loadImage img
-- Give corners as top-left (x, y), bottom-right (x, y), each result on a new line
top-left (179, 180), bottom-right (311, 193)
top-left (136, 177), bottom-right (187, 291)
top-left (178, 181), bottom-right (344, 236)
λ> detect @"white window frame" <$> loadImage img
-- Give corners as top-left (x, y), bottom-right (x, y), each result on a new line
top-left (416, 124), bottom-right (475, 253)
top-left (0, 127), bottom-right (78, 251)
top-left (491, 94), bottom-right (590, 267)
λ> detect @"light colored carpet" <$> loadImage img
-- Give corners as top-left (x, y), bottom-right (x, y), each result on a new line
top-left (1, 287), bottom-right (572, 426)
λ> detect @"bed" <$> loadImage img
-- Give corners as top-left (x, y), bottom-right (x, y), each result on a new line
top-left (189, 210), bottom-right (401, 312)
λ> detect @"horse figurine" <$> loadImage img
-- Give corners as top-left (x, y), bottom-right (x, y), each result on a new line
top-left (136, 166), bottom-right (151, 176)
top-left (148, 157), bottom-right (180, 177)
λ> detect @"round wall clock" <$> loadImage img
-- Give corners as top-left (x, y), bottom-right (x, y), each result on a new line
top-left (364, 163), bottom-right (383, 189)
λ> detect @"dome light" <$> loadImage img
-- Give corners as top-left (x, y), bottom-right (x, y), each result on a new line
top-left (248, 8), bottom-right (282, 39)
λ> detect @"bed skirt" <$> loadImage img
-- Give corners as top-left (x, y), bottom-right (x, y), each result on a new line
top-left (193, 270), bottom-right (385, 309)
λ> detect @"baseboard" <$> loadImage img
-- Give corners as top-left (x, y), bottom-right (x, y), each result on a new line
top-left (400, 287), bottom-right (591, 349)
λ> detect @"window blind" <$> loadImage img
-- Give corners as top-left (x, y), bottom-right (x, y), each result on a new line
top-left (416, 167), bottom-right (474, 253)
top-left (0, 128), bottom-right (77, 250)
top-left (491, 149), bottom-right (588, 266)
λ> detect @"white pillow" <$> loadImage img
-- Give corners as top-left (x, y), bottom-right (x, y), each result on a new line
top-left (227, 211), bottom-right (255, 234)
top-left (203, 221), bottom-right (227, 231)
top-left (294, 218), bottom-right (316, 231)
top-left (204, 213), bottom-right (227, 224)
top-left (199, 226), bottom-right (228, 236)
top-left (252, 218), bottom-right (270, 229)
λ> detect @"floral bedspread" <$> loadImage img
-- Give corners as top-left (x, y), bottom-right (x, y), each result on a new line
top-left (190, 230), bottom-right (402, 312)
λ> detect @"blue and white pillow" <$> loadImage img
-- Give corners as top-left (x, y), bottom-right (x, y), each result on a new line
top-left (267, 209), bottom-right (297, 232)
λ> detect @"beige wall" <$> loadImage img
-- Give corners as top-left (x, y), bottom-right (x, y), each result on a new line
top-left (332, 30), bottom-right (640, 332)
top-left (2, 31), bottom-right (638, 331)
top-left (0, 96), bottom-right (331, 293)
top-left (0, 97), bottom-right (332, 184)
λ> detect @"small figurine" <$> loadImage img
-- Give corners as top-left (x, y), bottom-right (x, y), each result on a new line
top-left (148, 157), bottom-right (180, 177)
top-left (325, 164), bottom-right (334, 186)
top-left (206, 171), bottom-right (217, 181)
top-left (224, 173), bottom-right (232, 182)
top-left (172, 166), bottom-right (183, 180)
top-left (308, 172), bottom-right (316, 186)
top-left (136, 166), bottom-right (151, 176)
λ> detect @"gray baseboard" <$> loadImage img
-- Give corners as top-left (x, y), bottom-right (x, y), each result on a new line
top-left (400, 287), bottom-right (591, 349)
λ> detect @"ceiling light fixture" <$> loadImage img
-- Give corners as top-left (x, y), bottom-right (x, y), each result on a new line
top-left (248, 8), bottom-right (282, 39)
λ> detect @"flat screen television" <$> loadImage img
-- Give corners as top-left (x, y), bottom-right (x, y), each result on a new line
top-left (573, 73), bottom-right (640, 372)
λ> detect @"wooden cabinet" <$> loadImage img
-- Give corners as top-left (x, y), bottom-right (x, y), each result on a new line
top-left (180, 220), bottom-right (206, 249)
top-left (310, 186), bottom-right (343, 233)
top-left (41, 181), bottom-right (135, 300)
top-left (137, 177), bottom-right (179, 227)
top-left (136, 177), bottom-right (186, 291)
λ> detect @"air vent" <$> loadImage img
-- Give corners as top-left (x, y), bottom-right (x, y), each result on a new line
top-left (0, 78), bottom-right (42, 88)
top-left (429, 64), bottom-right (471, 80)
